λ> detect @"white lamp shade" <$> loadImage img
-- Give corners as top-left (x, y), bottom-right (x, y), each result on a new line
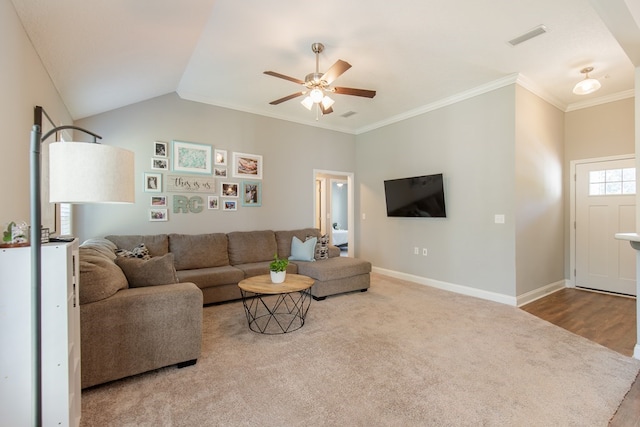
top-left (573, 78), bottom-right (601, 95)
top-left (49, 142), bottom-right (135, 203)
top-left (310, 88), bottom-right (324, 103)
top-left (301, 96), bottom-right (314, 110)
top-left (321, 96), bottom-right (335, 109)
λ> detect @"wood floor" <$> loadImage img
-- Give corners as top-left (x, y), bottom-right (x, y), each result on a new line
top-left (521, 288), bottom-right (638, 426)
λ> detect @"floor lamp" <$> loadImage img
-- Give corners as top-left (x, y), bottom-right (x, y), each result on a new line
top-left (30, 117), bottom-right (134, 425)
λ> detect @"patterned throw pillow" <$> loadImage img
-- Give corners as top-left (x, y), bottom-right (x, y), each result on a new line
top-left (314, 234), bottom-right (329, 260)
top-left (115, 243), bottom-right (151, 260)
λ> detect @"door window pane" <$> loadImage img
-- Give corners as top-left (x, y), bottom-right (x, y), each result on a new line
top-left (589, 167), bottom-right (636, 196)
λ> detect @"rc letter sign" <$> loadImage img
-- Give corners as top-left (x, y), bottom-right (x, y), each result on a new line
top-left (167, 175), bottom-right (215, 193)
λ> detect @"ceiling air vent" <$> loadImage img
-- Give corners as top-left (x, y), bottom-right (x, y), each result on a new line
top-left (341, 111), bottom-right (357, 118)
top-left (508, 25), bottom-right (548, 47)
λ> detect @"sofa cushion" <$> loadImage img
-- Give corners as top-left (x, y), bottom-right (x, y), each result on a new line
top-left (115, 253), bottom-right (179, 288)
top-left (295, 256), bottom-right (372, 281)
top-left (176, 265), bottom-right (245, 289)
top-left (79, 247), bottom-right (128, 305)
top-left (227, 230), bottom-right (277, 265)
top-left (105, 234), bottom-right (169, 257)
top-left (275, 228), bottom-right (320, 258)
top-left (289, 236), bottom-right (317, 262)
top-left (169, 233), bottom-right (229, 270)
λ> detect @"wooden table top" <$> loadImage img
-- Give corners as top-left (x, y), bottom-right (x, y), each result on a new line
top-left (238, 274), bottom-right (314, 294)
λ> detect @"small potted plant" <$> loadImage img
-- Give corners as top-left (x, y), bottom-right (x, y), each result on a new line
top-left (269, 253), bottom-right (289, 284)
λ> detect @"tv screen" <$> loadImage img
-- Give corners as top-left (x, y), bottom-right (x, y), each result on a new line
top-left (384, 173), bottom-right (446, 217)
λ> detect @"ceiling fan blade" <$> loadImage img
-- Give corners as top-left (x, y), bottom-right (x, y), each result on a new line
top-left (269, 92), bottom-right (305, 105)
top-left (320, 104), bottom-right (334, 115)
top-left (263, 71), bottom-right (305, 85)
top-left (333, 86), bottom-right (377, 98)
top-left (321, 60), bottom-right (351, 84)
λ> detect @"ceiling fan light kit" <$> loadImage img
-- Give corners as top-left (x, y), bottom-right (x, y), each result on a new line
top-left (264, 42), bottom-right (376, 118)
top-left (573, 66), bottom-right (601, 95)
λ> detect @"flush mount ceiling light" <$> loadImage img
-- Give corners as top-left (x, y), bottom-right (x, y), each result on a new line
top-left (572, 67), bottom-right (601, 95)
top-left (264, 43), bottom-right (376, 120)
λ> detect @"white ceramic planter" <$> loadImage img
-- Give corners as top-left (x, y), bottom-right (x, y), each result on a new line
top-left (270, 270), bottom-right (286, 284)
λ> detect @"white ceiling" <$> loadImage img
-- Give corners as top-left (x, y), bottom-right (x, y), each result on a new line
top-left (11, 0), bottom-right (639, 134)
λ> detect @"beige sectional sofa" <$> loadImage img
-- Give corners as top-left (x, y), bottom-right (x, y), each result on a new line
top-left (79, 228), bottom-right (370, 387)
top-left (105, 227), bottom-right (371, 304)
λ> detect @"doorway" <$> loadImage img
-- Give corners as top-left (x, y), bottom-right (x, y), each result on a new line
top-left (571, 155), bottom-right (636, 296)
top-left (313, 170), bottom-right (354, 257)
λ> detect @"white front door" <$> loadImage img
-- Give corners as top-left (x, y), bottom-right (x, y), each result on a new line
top-left (575, 158), bottom-right (636, 295)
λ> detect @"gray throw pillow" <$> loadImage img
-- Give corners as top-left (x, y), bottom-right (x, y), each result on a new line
top-left (115, 253), bottom-right (179, 288)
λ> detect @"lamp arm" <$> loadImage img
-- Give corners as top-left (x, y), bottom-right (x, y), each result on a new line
top-left (41, 124), bottom-right (102, 143)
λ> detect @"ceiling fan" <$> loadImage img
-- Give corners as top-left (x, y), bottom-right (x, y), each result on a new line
top-left (264, 43), bottom-right (376, 116)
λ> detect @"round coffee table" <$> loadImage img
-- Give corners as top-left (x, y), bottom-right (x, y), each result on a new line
top-left (238, 274), bottom-right (314, 334)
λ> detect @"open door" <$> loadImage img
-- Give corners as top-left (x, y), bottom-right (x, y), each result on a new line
top-left (313, 170), bottom-right (354, 257)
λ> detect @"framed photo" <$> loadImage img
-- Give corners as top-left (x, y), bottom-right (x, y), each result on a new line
top-left (150, 195), bottom-right (167, 207)
top-left (214, 167), bottom-right (227, 178)
top-left (144, 172), bottom-right (162, 192)
top-left (172, 140), bottom-right (212, 175)
top-left (241, 181), bottom-right (262, 207)
top-left (149, 209), bottom-right (168, 221)
top-left (214, 149), bottom-right (227, 166)
top-left (221, 182), bottom-right (238, 197)
top-left (154, 141), bottom-right (168, 158)
top-left (207, 195), bottom-right (219, 210)
top-left (232, 152), bottom-right (262, 179)
top-left (223, 200), bottom-right (237, 211)
top-left (151, 158), bottom-right (169, 170)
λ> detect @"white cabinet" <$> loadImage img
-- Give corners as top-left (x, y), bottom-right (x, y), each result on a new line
top-left (0, 240), bottom-right (81, 427)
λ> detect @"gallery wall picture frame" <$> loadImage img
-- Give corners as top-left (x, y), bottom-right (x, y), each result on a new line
top-left (214, 149), bottom-right (227, 166)
top-left (214, 167), bottom-right (227, 178)
top-left (150, 195), bottom-right (167, 207)
top-left (154, 141), bottom-right (168, 158)
top-left (207, 195), bottom-right (219, 210)
top-left (222, 200), bottom-right (237, 211)
top-left (151, 158), bottom-right (169, 170)
top-left (241, 180), bottom-right (262, 207)
top-left (172, 140), bottom-right (212, 175)
top-left (232, 152), bottom-right (262, 179)
top-left (144, 172), bottom-right (162, 192)
top-left (149, 208), bottom-right (168, 221)
top-left (221, 182), bottom-right (239, 197)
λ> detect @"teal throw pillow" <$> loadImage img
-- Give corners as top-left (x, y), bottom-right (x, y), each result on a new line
top-left (288, 236), bottom-right (317, 262)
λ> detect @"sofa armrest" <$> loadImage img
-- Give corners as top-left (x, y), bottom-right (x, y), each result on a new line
top-left (80, 282), bottom-right (202, 388)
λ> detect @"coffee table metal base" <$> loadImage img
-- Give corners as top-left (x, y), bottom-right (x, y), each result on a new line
top-left (240, 289), bottom-right (311, 334)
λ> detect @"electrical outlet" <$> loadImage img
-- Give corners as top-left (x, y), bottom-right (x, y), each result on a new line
top-left (422, 248), bottom-right (428, 256)
top-left (414, 247), bottom-right (419, 255)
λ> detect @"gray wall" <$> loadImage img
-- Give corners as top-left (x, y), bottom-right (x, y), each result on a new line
top-left (1, 0), bottom-right (72, 230)
top-left (514, 86), bottom-right (565, 295)
top-left (356, 86), bottom-right (517, 296)
top-left (73, 93), bottom-right (356, 240)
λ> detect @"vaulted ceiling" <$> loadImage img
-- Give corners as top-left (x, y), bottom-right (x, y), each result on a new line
top-left (12, 0), bottom-right (639, 134)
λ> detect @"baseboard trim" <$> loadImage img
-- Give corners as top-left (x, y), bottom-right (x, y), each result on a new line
top-left (372, 267), bottom-right (518, 306)
top-left (634, 344), bottom-right (640, 360)
top-left (515, 280), bottom-right (567, 307)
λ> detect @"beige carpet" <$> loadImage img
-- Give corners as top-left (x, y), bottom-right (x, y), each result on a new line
top-left (81, 273), bottom-right (640, 426)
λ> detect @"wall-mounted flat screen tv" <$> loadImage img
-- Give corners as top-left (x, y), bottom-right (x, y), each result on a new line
top-left (384, 173), bottom-right (446, 218)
